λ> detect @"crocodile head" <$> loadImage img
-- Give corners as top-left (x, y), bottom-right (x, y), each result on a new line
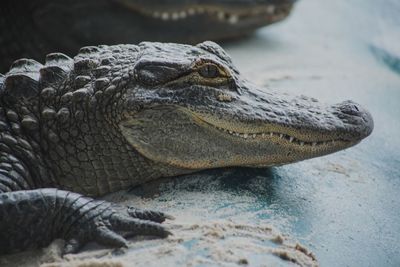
top-left (119, 41), bottom-right (374, 170)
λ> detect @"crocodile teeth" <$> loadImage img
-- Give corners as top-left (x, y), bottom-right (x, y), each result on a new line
top-left (146, 5), bottom-right (278, 22)
top-left (179, 11), bottom-right (187, 18)
top-left (172, 12), bottom-right (180, 20)
top-left (188, 8), bottom-right (195, 15)
top-left (228, 15), bottom-right (239, 24)
top-left (161, 12), bottom-right (170, 20)
top-left (266, 5), bottom-right (276, 14)
top-left (218, 12), bottom-right (225, 20)
top-left (212, 126), bottom-right (341, 148)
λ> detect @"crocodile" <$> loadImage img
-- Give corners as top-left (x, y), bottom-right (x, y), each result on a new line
top-left (0, 0), bottom-right (295, 73)
top-left (0, 41), bottom-right (373, 255)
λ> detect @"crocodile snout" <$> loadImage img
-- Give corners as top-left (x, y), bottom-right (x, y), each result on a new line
top-left (334, 100), bottom-right (374, 141)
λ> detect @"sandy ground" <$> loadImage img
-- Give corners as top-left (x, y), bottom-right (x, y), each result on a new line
top-left (0, 172), bottom-right (318, 267)
top-left (1, 221), bottom-right (317, 267)
top-left (1, 0), bottom-right (400, 266)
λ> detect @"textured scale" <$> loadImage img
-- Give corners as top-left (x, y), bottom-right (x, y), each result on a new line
top-left (0, 44), bottom-right (178, 255)
top-left (40, 53), bottom-right (73, 85)
top-left (4, 59), bottom-right (42, 99)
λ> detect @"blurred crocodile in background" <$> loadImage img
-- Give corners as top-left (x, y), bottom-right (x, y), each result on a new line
top-left (0, 0), bottom-right (296, 73)
top-left (0, 41), bottom-right (373, 254)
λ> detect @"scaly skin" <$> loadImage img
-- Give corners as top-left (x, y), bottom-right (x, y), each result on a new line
top-left (0, 41), bottom-right (373, 255)
top-left (0, 0), bottom-right (295, 72)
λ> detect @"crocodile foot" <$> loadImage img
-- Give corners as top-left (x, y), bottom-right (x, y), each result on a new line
top-left (63, 201), bottom-right (172, 254)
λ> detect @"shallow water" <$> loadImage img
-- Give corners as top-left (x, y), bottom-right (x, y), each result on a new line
top-left (1, 0), bottom-right (399, 266)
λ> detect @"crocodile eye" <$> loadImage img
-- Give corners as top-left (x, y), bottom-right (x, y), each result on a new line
top-left (198, 63), bottom-right (220, 78)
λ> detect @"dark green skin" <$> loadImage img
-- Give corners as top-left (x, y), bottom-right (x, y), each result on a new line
top-left (0, 0), bottom-right (295, 73)
top-left (0, 42), bottom-right (373, 255)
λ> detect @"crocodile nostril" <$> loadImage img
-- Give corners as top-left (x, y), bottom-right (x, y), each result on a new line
top-left (331, 100), bottom-right (374, 136)
top-left (337, 101), bottom-right (363, 117)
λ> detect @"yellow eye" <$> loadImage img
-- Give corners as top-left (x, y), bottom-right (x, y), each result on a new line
top-left (198, 63), bottom-right (221, 78)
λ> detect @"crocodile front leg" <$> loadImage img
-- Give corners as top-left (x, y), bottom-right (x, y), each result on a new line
top-left (0, 187), bottom-right (171, 255)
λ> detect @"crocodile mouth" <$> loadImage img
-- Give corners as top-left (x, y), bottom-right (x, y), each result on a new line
top-left (192, 113), bottom-right (357, 153)
top-left (116, 1), bottom-right (292, 24)
top-left (142, 6), bottom-right (290, 24)
top-left (119, 104), bottom-right (370, 170)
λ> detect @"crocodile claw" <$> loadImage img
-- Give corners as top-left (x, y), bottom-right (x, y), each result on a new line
top-left (63, 202), bottom-right (171, 254)
top-left (127, 207), bottom-right (175, 223)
